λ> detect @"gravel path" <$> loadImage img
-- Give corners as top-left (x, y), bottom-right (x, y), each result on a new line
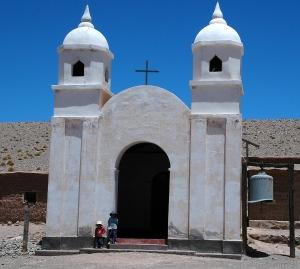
top-left (0, 223), bottom-right (45, 258)
top-left (0, 223), bottom-right (300, 268)
top-left (0, 252), bottom-right (300, 269)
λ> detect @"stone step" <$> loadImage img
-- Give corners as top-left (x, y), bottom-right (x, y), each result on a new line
top-left (116, 238), bottom-right (166, 245)
top-left (79, 248), bottom-right (241, 259)
top-left (35, 250), bottom-right (80, 256)
top-left (80, 248), bottom-right (194, 255)
top-left (110, 243), bottom-right (168, 250)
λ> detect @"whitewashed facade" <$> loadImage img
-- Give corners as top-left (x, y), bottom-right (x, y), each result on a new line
top-left (45, 3), bottom-right (244, 254)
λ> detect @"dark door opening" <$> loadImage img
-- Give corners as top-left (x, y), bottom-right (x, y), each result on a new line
top-left (117, 143), bottom-right (170, 239)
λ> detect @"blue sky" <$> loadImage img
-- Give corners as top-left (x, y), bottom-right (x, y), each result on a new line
top-left (1, 0), bottom-right (299, 122)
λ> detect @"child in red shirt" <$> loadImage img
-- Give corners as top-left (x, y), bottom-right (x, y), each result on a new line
top-left (94, 221), bottom-right (106, 248)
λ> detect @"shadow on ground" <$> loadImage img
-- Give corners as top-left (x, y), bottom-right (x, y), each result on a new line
top-left (246, 245), bottom-right (269, 258)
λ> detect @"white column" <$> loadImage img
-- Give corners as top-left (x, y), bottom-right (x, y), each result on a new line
top-left (224, 115), bottom-right (242, 240)
top-left (95, 116), bottom-right (116, 226)
top-left (114, 168), bottom-right (119, 211)
top-left (204, 118), bottom-right (225, 240)
top-left (60, 119), bottom-right (83, 236)
top-left (189, 115), bottom-right (207, 239)
top-left (46, 117), bottom-right (65, 237)
top-left (168, 166), bottom-right (189, 239)
top-left (78, 117), bottom-right (99, 236)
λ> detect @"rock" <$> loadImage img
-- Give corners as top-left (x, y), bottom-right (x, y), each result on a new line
top-left (7, 221), bottom-right (12, 226)
top-left (0, 237), bottom-right (41, 257)
top-left (249, 233), bottom-right (289, 244)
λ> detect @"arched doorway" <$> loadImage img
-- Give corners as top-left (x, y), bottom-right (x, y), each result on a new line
top-left (117, 143), bottom-right (170, 239)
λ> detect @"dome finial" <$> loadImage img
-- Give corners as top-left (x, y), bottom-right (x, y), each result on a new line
top-left (79, 5), bottom-right (94, 28)
top-left (213, 2), bottom-right (223, 19)
top-left (210, 2), bottom-right (227, 25)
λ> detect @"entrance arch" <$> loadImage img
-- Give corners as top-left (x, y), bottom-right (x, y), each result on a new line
top-left (117, 143), bottom-right (170, 239)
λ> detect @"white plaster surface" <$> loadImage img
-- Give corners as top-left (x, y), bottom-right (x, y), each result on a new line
top-left (98, 86), bottom-right (191, 239)
top-left (59, 50), bottom-right (112, 86)
top-left (224, 115), bottom-right (242, 240)
top-left (195, 23), bottom-right (241, 44)
top-left (78, 118), bottom-right (99, 236)
top-left (191, 84), bottom-right (242, 114)
top-left (192, 44), bottom-right (243, 82)
top-left (189, 116), bottom-right (207, 239)
top-left (204, 118), bottom-right (225, 239)
top-left (64, 26), bottom-right (109, 49)
top-left (60, 119), bottom-right (82, 237)
top-left (54, 89), bottom-right (101, 117)
top-left (46, 117), bottom-right (65, 237)
top-left (189, 115), bottom-right (242, 241)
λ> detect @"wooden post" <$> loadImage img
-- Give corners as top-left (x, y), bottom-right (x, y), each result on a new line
top-left (241, 160), bottom-right (248, 253)
top-left (288, 164), bottom-right (295, 258)
top-left (22, 203), bottom-right (30, 253)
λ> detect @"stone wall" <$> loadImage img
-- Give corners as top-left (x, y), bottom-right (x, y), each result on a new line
top-left (0, 173), bottom-right (48, 223)
top-left (248, 169), bottom-right (300, 221)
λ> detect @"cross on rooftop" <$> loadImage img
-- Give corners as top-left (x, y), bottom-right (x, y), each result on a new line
top-left (135, 60), bottom-right (159, 85)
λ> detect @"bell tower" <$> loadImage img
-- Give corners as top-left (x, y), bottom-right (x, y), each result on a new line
top-left (53, 5), bottom-right (114, 117)
top-left (190, 2), bottom-right (243, 114)
top-left (188, 2), bottom-right (244, 254)
top-left (45, 6), bottom-right (113, 245)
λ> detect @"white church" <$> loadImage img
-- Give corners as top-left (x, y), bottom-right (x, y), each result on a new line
top-left (44, 3), bottom-right (244, 254)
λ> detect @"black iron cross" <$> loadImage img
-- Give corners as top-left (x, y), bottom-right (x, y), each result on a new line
top-left (135, 60), bottom-right (159, 85)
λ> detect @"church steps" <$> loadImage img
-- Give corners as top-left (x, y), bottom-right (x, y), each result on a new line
top-left (109, 243), bottom-right (168, 251)
top-left (78, 248), bottom-right (241, 259)
top-left (116, 238), bottom-right (166, 245)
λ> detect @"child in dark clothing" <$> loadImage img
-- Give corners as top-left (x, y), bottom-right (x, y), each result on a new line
top-left (94, 221), bottom-right (106, 248)
top-left (108, 212), bottom-right (118, 244)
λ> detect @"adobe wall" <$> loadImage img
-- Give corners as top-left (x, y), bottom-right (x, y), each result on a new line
top-left (248, 169), bottom-right (300, 221)
top-left (0, 172), bottom-right (48, 223)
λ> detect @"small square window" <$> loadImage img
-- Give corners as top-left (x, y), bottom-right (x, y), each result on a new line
top-left (209, 55), bottom-right (222, 72)
top-left (24, 192), bottom-right (37, 204)
top-left (72, 61), bottom-right (84, 76)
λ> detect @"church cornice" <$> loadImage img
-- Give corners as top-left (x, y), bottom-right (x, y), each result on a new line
top-left (190, 79), bottom-right (243, 90)
top-left (59, 45), bottom-right (114, 59)
top-left (52, 84), bottom-right (113, 96)
top-left (192, 40), bottom-right (243, 52)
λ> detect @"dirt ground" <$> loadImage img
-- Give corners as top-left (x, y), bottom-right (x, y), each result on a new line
top-left (0, 223), bottom-right (45, 241)
top-left (1, 252), bottom-right (300, 269)
top-left (0, 223), bottom-right (299, 269)
top-left (248, 227), bottom-right (300, 256)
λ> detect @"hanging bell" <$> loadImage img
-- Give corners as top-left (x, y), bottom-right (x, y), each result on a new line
top-left (248, 170), bottom-right (273, 203)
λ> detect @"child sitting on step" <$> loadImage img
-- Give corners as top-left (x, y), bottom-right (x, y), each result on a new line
top-left (94, 220), bottom-right (106, 248)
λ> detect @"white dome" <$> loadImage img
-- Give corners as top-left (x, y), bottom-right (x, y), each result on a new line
top-left (194, 2), bottom-right (242, 44)
top-left (62, 5), bottom-right (109, 50)
top-left (194, 23), bottom-right (241, 44)
top-left (63, 27), bottom-right (109, 49)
